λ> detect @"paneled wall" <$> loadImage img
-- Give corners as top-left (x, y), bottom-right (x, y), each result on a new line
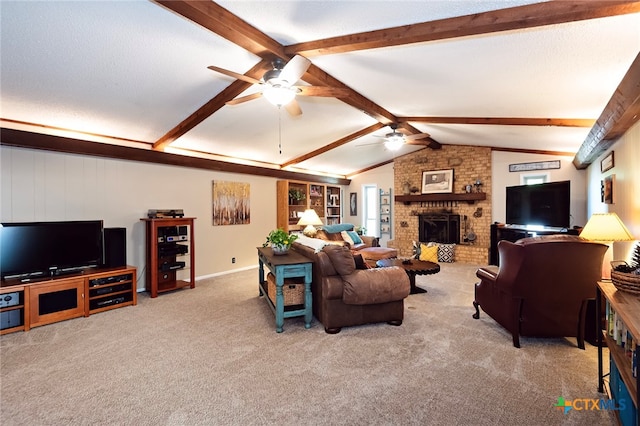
top-left (1, 146), bottom-right (280, 290)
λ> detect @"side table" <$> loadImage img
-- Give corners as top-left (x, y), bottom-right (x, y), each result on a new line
top-left (257, 247), bottom-right (313, 332)
top-left (376, 258), bottom-right (440, 294)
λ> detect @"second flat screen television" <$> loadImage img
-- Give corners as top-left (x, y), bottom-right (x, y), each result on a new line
top-left (505, 181), bottom-right (570, 229)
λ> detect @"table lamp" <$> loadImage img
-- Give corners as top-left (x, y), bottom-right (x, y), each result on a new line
top-left (579, 212), bottom-right (634, 279)
top-left (297, 209), bottom-right (323, 237)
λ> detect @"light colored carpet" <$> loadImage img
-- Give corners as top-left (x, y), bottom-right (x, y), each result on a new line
top-left (0, 263), bottom-right (615, 425)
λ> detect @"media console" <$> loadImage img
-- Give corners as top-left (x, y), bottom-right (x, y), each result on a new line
top-left (490, 223), bottom-right (579, 266)
top-left (0, 266), bottom-right (137, 335)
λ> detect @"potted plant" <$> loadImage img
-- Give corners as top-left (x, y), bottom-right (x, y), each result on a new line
top-left (355, 225), bottom-right (367, 236)
top-left (288, 188), bottom-right (306, 205)
top-left (263, 228), bottom-right (298, 255)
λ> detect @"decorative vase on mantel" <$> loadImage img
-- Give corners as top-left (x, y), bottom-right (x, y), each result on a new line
top-left (271, 244), bottom-right (289, 255)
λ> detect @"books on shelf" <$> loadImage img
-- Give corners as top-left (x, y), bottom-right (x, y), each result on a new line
top-left (606, 300), bottom-right (638, 378)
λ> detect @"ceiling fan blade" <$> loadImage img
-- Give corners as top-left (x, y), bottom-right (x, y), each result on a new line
top-left (226, 92), bottom-right (263, 106)
top-left (278, 55), bottom-right (311, 85)
top-left (207, 65), bottom-right (262, 85)
top-left (295, 86), bottom-right (350, 98)
top-left (404, 132), bottom-right (431, 141)
top-left (284, 99), bottom-right (302, 117)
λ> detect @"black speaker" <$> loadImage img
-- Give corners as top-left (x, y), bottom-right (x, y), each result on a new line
top-left (103, 227), bottom-right (127, 268)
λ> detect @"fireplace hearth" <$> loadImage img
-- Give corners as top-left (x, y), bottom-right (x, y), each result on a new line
top-left (419, 213), bottom-right (460, 244)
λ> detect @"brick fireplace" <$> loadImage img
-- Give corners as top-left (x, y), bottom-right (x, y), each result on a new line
top-left (388, 145), bottom-right (492, 264)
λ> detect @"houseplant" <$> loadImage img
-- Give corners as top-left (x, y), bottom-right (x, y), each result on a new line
top-left (288, 188), bottom-right (306, 205)
top-left (263, 228), bottom-right (298, 255)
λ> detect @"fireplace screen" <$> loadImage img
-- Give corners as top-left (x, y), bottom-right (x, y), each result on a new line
top-left (419, 214), bottom-right (460, 244)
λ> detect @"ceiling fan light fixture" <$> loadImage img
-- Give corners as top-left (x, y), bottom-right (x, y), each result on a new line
top-left (263, 85), bottom-right (296, 107)
top-left (384, 134), bottom-right (404, 151)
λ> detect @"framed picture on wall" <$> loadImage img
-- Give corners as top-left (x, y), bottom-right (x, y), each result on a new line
top-left (349, 192), bottom-right (357, 216)
top-left (421, 169), bottom-right (454, 194)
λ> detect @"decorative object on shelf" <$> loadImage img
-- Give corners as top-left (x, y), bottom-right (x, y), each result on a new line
top-left (402, 181), bottom-right (411, 195)
top-left (421, 169), bottom-right (454, 194)
top-left (288, 188), bottom-right (306, 205)
top-left (263, 228), bottom-right (298, 255)
top-left (610, 242), bottom-right (640, 294)
top-left (212, 181), bottom-right (250, 225)
top-left (410, 186), bottom-right (420, 194)
top-left (600, 151), bottom-right (614, 173)
top-left (580, 212), bottom-right (634, 279)
top-left (297, 209), bottom-right (323, 237)
top-left (474, 179), bottom-right (483, 193)
top-left (508, 160), bottom-right (560, 172)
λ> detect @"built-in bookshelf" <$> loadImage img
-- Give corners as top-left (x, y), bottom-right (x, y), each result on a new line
top-left (326, 186), bottom-right (342, 225)
top-left (597, 281), bottom-right (639, 426)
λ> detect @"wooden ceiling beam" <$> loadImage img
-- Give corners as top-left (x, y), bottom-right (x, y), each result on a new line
top-left (153, 0), bottom-right (286, 59)
top-left (286, 1), bottom-right (640, 57)
top-left (153, 60), bottom-right (272, 151)
top-left (281, 123), bottom-right (387, 168)
top-left (1, 128), bottom-right (350, 185)
top-left (400, 117), bottom-right (596, 127)
top-left (573, 52), bottom-right (640, 169)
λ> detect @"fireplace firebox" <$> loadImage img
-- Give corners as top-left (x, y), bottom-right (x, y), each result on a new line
top-left (419, 214), bottom-right (460, 244)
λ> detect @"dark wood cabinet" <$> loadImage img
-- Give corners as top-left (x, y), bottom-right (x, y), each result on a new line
top-left (489, 224), bottom-right (578, 265)
top-left (142, 217), bottom-right (195, 297)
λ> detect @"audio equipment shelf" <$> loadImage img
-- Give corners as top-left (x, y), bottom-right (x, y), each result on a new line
top-left (141, 217), bottom-right (196, 298)
top-left (0, 265), bottom-right (137, 335)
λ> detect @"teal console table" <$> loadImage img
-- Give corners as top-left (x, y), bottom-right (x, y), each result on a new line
top-left (257, 247), bottom-right (313, 332)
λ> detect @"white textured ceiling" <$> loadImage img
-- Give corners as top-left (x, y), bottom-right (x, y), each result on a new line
top-left (1, 1), bottom-right (639, 178)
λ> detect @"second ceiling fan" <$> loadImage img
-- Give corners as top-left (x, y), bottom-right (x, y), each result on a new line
top-left (208, 55), bottom-right (348, 116)
top-left (376, 124), bottom-right (431, 150)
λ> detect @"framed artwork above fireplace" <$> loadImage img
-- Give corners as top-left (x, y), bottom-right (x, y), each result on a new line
top-left (422, 169), bottom-right (454, 194)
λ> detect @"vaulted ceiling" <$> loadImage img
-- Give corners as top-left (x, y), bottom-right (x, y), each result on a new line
top-left (1, 1), bottom-right (639, 182)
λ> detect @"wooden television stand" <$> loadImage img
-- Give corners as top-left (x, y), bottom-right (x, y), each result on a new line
top-left (0, 265), bottom-right (137, 335)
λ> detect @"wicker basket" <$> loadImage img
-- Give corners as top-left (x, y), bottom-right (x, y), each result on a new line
top-left (267, 273), bottom-right (305, 306)
top-left (610, 261), bottom-right (640, 295)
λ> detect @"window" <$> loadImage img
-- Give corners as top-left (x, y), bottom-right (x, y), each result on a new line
top-left (363, 185), bottom-right (377, 236)
top-left (520, 172), bottom-right (549, 185)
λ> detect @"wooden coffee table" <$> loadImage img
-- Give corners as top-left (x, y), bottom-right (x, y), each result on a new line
top-left (376, 258), bottom-right (440, 294)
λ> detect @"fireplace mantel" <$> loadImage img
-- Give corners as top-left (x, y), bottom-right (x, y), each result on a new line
top-left (395, 193), bottom-right (486, 204)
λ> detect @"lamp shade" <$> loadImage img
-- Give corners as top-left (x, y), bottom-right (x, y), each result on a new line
top-left (297, 209), bottom-right (323, 226)
top-left (579, 213), bottom-right (634, 242)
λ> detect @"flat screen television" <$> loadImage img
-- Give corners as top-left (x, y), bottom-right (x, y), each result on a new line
top-left (505, 181), bottom-right (571, 229)
top-left (0, 220), bottom-right (103, 280)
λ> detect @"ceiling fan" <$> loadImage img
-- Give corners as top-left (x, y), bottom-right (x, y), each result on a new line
top-left (208, 55), bottom-right (348, 116)
top-left (366, 124), bottom-right (431, 151)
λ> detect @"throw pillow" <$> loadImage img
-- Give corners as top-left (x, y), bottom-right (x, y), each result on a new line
top-left (437, 243), bottom-right (455, 263)
top-left (346, 230), bottom-right (363, 245)
top-left (340, 231), bottom-right (355, 246)
top-left (419, 243), bottom-right (438, 263)
top-left (323, 245), bottom-right (356, 275)
top-left (353, 253), bottom-right (369, 270)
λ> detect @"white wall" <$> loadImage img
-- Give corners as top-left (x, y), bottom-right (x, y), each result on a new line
top-left (585, 120), bottom-right (640, 262)
top-left (491, 152), bottom-right (588, 228)
top-left (1, 146), bottom-right (279, 290)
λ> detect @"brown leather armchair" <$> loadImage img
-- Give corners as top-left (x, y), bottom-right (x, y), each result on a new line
top-left (473, 234), bottom-right (607, 348)
top-left (292, 241), bottom-right (410, 334)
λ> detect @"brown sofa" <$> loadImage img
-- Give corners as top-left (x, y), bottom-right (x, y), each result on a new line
top-left (315, 226), bottom-right (398, 262)
top-left (473, 234), bottom-right (607, 348)
top-left (292, 241), bottom-right (410, 333)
